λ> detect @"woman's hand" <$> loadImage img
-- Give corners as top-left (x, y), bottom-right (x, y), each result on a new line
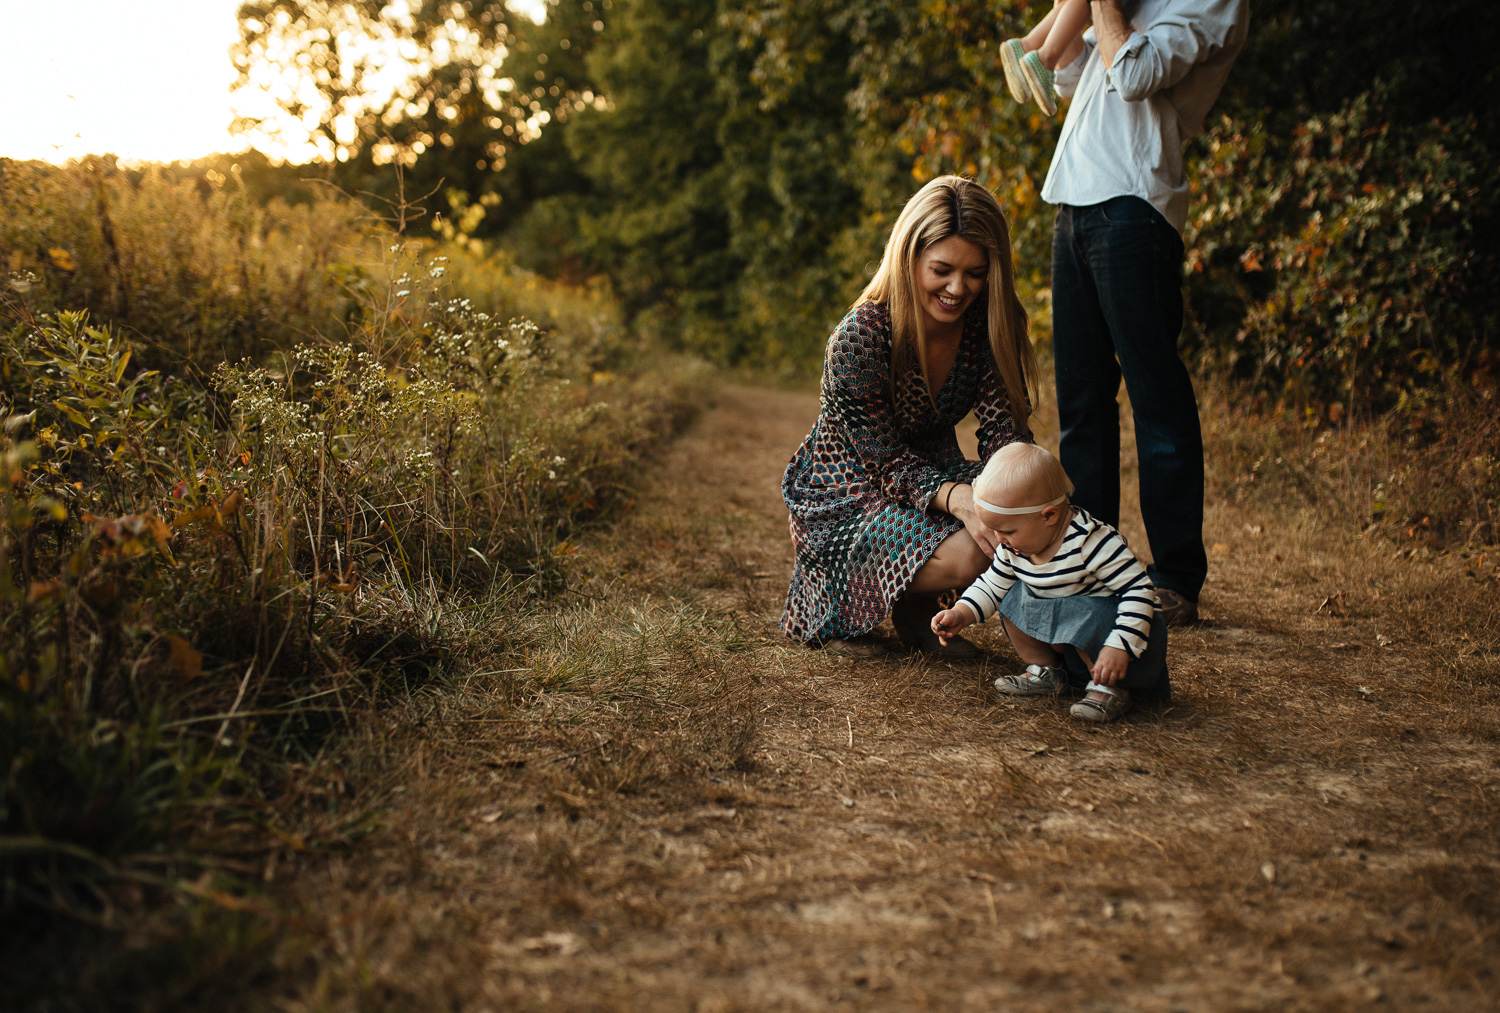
top-left (944, 483), bottom-right (1002, 558)
top-left (1090, 645), bottom-right (1131, 687)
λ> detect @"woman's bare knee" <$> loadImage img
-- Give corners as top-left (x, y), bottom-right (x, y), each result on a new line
top-left (910, 531), bottom-right (989, 593)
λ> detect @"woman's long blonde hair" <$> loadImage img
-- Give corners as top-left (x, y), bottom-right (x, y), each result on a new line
top-left (855, 175), bottom-right (1035, 432)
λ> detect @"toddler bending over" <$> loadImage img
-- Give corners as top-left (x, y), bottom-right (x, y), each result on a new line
top-left (931, 442), bottom-right (1169, 722)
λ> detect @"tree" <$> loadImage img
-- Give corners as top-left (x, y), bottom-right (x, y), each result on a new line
top-left (232, 0), bottom-right (610, 232)
top-left (513, 1), bottom-right (1065, 365)
top-left (516, 0), bottom-right (887, 363)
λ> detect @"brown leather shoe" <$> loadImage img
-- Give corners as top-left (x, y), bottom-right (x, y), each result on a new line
top-left (891, 593), bottom-right (983, 659)
top-left (1157, 588), bottom-right (1199, 626)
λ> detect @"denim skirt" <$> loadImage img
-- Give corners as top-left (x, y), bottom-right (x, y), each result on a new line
top-left (996, 583), bottom-right (1170, 700)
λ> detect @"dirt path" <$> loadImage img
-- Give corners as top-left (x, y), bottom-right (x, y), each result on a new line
top-left (271, 384), bottom-right (1500, 1012)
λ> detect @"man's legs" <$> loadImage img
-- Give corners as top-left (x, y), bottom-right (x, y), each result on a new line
top-left (1053, 198), bottom-right (1207, 603)
top-left (1053, 205), bottom-right (1124, 528)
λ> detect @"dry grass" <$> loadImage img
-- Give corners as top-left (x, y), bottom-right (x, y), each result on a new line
top-left (13, 381), bottom-right (1499, 1012)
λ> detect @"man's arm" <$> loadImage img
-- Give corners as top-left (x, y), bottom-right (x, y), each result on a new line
top-left (1089, 0), bottom-right (1134, 68)
top-left (1090, 0), bottom-right (1245, 103)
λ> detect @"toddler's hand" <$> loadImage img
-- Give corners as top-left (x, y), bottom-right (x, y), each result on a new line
top-left (930, 606), bottom-right (973, 645)
top-left (1090, 646), bottom-right (1130, 686)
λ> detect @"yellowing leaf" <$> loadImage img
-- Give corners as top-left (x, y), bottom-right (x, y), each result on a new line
top-left (217, 490), bottom-right (245, 518)
top-left (27, 579), bottom-right (61, 604)
top-left (167, 635), bottom-right (202, 681)
top-left (47, 247), bottom-right (76, 271)
top-left (144, 513), bottom-right (174, 562)
top-left (52, 400), bottom-right (89, 427)
top-left (171, 504), bottom-right (216, 529)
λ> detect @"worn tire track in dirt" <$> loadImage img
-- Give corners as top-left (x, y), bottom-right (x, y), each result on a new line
top-left (277, 384), bottom-right (1500, 1012)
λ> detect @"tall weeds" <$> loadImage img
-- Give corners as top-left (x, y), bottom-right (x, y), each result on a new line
top-left (1201, 371), bottom-right (1500, 561)
top-left (1, 156), bottom-right (367, 372)
top-left (0, 161), bottom-right (704, 926)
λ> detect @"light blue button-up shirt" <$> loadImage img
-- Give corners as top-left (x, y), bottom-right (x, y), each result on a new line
top-left (1040, 0), bottom-right (1250, 234)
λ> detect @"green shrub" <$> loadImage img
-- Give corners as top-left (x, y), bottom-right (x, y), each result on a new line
top-left (1184, 96), bottom-right (1495, 409)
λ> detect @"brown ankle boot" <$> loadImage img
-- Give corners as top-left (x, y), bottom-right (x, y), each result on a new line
top-left (890, 593), bottom-right (982, 659)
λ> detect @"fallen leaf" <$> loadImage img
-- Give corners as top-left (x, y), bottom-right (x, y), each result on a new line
top-left (522, 931), bottom-right (580, 956)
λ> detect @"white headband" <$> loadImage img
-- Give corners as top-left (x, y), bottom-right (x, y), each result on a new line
top-left (973, 493), bottom-right (1068, 515)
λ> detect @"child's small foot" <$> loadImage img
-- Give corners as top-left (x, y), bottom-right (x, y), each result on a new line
top-left (993, 663), bottom-right (1067, 697)
top-left (1071, 684), bottom-right (1131, 723)
top-left (999, 39), bottom-right (1030, 102)
top-left (1021, 51), bottom-right (1058, 116)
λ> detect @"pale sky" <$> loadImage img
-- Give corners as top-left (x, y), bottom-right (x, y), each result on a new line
top-left (0, 0), bottom-right (548, 165)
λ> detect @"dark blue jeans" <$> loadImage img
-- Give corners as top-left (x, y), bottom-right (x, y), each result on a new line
top-left (1052, 197), bottom-right (1207, 601)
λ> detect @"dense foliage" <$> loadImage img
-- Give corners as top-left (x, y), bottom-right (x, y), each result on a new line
top-left (232, 0), bottom-right (610, 239)
top-left (392, 0), bottom-right (1496, 405)
top-left (0, 160), bottom-right (697, 921)
top-left (232, 1), bottom-right (1498, 402)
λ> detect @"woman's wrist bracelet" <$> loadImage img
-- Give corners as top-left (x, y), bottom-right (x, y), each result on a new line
top-left (943, 483), bottom-right (961, 515)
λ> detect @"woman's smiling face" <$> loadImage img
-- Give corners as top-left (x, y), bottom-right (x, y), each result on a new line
top-left (915, 236), bottom-right (989, 333)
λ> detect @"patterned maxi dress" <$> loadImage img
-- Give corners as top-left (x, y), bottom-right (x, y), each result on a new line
top-left (781, 300), bottom-right (1029, 643)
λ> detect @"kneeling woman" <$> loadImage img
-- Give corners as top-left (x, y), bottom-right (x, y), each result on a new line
top-left (781, 175), bottom-right (1036, 656)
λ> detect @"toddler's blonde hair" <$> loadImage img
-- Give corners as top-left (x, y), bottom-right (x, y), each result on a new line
top-left (974, 442), bottom-right (1074, 507)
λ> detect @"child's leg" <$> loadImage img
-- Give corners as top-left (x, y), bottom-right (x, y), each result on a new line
top-left (1019, 0), bottom-right (1066, 52)
top-left (1036, 0), bottom-right (1092, 68)
top-left (999, 617), bottom-right (1064, 667)
top-left (993, 616), bottom-right (1072, 696)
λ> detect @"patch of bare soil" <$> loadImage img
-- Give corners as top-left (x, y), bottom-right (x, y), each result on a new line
top-left (258, 385), bottom-right (1500, 1012)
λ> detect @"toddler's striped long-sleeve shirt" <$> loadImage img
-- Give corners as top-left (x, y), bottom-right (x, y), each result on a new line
top-left (958, 507), bottom-right (1159, 657)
